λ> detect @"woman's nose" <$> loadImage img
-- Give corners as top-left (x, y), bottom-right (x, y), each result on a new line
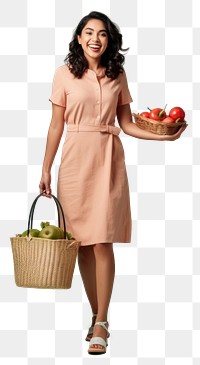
top-left (92, 33), bottom-right (99, 42)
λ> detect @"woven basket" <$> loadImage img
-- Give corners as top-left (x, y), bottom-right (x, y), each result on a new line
top-left (132, 112), bottom-right (186, 135)
top-left (10, 193), bottom-right (81, 289)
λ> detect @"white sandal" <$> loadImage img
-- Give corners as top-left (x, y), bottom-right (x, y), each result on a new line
top-left (88, 321), bottom-right (110, 355)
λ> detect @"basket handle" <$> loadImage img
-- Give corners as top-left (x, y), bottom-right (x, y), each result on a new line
top-left (29, 193), bottom-right (61, 229)
top-left (27, 193), bottom-right (67, 239)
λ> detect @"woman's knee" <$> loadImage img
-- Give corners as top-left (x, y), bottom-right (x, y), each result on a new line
top-left (93, 242), bottom-right (113, 256)
top-left (78, 245), bottom-right (94, 262)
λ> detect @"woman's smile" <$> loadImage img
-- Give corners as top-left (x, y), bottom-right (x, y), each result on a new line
top-left (88, 44), bottom-right (101, 52)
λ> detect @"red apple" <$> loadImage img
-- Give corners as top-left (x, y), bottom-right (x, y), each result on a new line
top-left (162, 116), bottom-right (175, 124)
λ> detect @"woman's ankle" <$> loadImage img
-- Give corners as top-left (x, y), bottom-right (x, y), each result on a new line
top-left (96, 315), bottom-right (108, 323)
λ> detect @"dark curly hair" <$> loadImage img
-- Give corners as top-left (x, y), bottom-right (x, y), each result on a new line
top-left (64, 11), bottom-right (129, 80)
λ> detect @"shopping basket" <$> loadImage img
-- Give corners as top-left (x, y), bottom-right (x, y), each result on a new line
top-left (10, 193), bottom-right (81, 289)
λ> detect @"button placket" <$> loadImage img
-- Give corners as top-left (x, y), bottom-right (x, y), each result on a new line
top-left (95, 82), bottom-right (101, 123)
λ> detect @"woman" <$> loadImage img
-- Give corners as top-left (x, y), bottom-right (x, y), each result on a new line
top-left (39, 11), bottom-right (186, 355)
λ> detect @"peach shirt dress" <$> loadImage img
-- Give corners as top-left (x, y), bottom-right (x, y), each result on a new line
top-left (49, 64), bottom-right (133, 246)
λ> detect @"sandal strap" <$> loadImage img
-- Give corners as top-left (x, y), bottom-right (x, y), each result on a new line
top-left (89, 336), bottom-right (107, 348)
top-left (87, 314), bottom-right (97, 336)
top-left (87, 325), bottom-right (94, 335)
top-left (94, 321), bottom-right (110, 336)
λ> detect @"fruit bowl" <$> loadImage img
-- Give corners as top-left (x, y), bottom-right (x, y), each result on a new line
top-left (132, 112), bottom-right (186, 135)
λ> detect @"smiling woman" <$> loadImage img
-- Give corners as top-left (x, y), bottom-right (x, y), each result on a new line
top-left (64, 11), bottom-right (129, 79)
top-left (39, 9), bottom-right (186, 358)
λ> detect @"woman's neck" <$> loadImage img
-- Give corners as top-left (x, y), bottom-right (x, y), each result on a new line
top-left (87, 59), bottom-right (102, 73)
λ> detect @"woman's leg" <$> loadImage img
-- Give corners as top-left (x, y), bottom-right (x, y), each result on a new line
top-left (78, 242), bottom-right (115, 349)
top-left (78, 245), bottom-right (98, 315)
top-left (91, 243), bottom-right (115, 345)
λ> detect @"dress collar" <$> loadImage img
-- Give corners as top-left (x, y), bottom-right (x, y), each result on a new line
top-left (86, 68), bottom-right (106, 79)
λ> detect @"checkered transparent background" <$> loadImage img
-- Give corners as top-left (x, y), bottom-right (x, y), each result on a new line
top-left (0, 0), bottom-right (199, 363)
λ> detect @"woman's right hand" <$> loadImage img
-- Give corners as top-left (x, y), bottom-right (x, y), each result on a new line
top-left (39, 171), bottom-right (52, 198)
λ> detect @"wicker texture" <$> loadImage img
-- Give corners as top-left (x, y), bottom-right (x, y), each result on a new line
top-left (10, 236), bottom-right (80, 289)
top-left (132, 112), bottom-right (186, 135)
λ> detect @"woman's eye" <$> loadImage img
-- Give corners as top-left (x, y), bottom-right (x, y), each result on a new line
top-left (86, 32), bottom-right (92, 35)
top-left (100, 33), bottom-right (107, 37)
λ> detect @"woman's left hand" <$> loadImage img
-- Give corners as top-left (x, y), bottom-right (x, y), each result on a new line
top-left (161, 124), bottom-right (188, 141)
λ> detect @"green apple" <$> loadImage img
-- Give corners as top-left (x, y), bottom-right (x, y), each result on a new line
top-left (39, 222), bottom-right (64, 240)
top-left (21, 229), bottom-right (40, 237)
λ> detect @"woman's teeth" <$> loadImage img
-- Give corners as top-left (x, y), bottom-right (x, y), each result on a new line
top-left (88, 45), bottom-right (101, 50)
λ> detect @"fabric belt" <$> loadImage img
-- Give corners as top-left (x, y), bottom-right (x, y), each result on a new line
top-left (67, 124), bottom-right (121, 136)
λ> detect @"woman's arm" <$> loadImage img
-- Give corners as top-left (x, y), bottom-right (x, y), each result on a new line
top-left (39, 103), bottom-right (65, 195)
top-left (117, 104), bottom-right (187, 141)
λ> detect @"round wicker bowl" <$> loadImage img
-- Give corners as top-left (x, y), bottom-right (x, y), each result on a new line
top-left (132, 112), bottom-right (186, 135)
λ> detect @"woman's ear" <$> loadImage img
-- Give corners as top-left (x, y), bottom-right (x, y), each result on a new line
top-left (77, 35), bottom-right (81, 44)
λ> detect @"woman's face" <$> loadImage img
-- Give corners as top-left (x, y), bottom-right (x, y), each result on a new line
top-left (77, 19), bottom-right (108, 64)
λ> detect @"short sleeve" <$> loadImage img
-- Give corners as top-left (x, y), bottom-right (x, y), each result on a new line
top-left (49, 66), bottom-right (66, 107)
top-left (118, 70), bottom-right (133, 106)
